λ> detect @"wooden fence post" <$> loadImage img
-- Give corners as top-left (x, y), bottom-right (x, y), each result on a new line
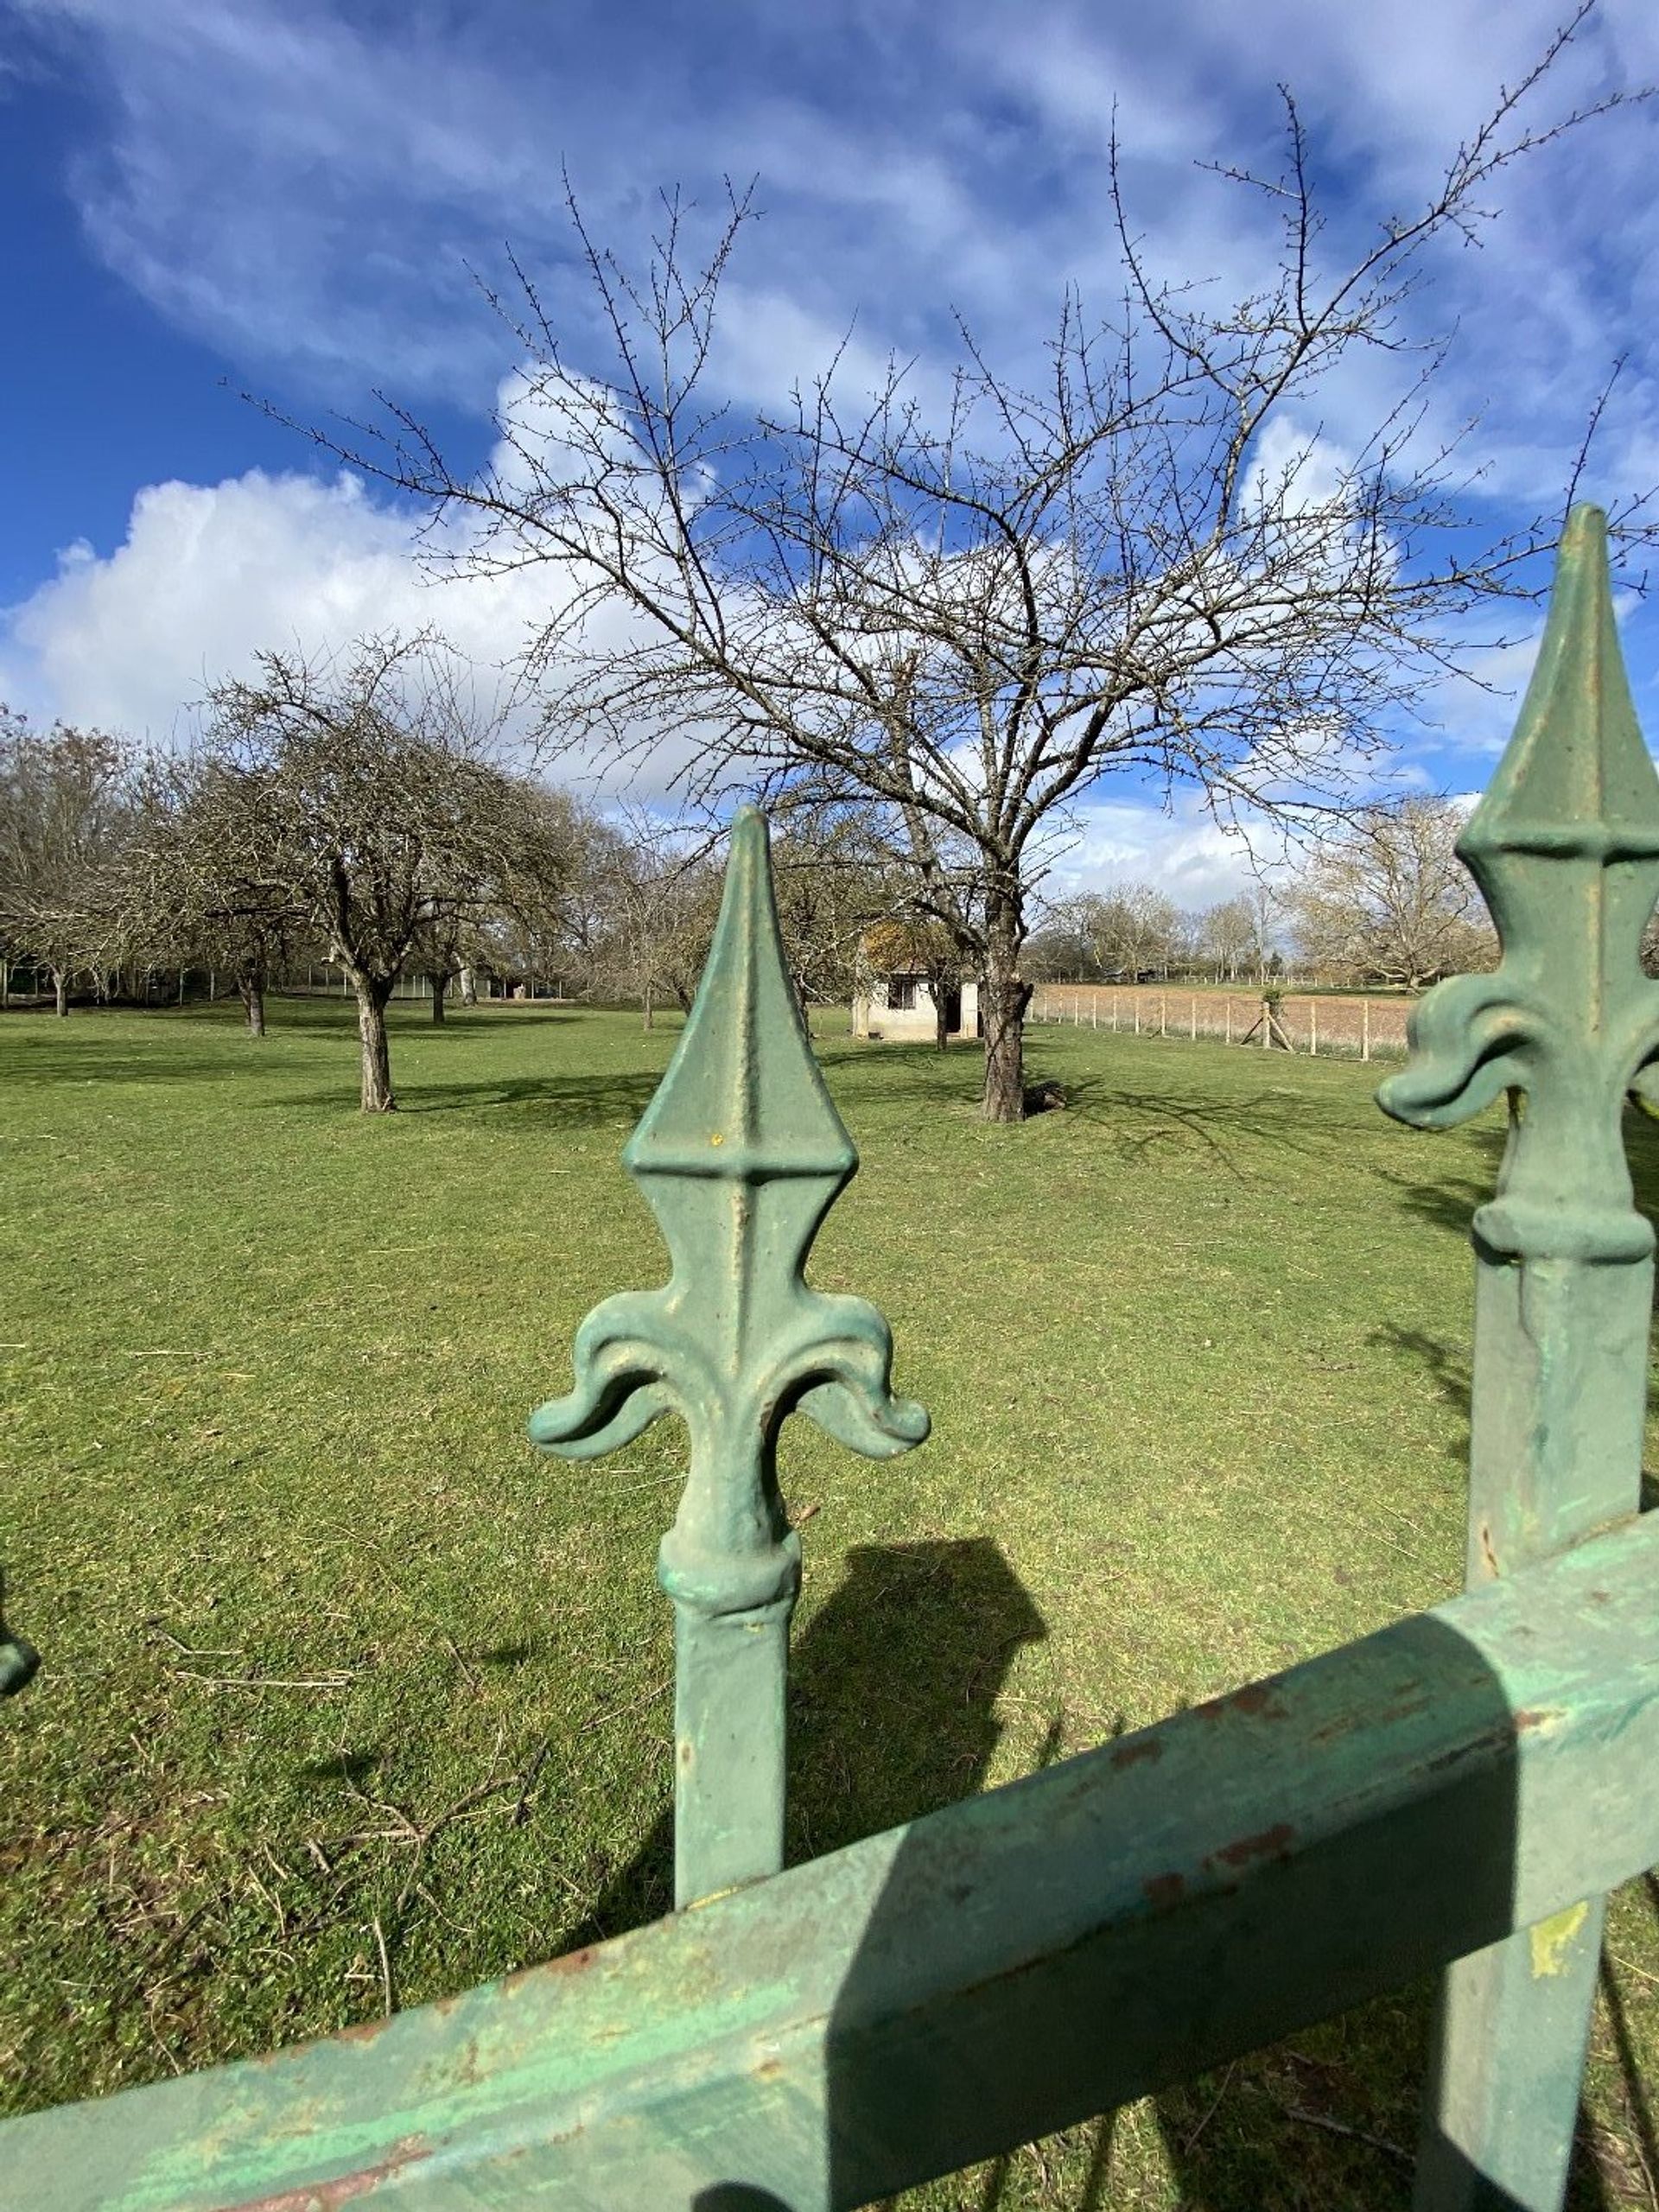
top-left (1380, 506), bottom-right (1658, 2208)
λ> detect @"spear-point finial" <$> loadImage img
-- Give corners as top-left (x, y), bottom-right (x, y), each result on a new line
top-left (1379, 505), bottom-right (1659, 1260)
top-left (530, 808), bottom-right (927, 1904)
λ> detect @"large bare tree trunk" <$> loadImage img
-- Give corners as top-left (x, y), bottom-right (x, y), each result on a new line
top-left (458, 965), bottom-right (477, 1007)
top-left (981, 897), bottom-right (1030, 1122)
top-left (429, 971), bottom-right (448, 1025)
top-left (237, 970), bottom-right (267, 1037)
top-left (52, 968), bottom-right (68, 1019)
top-left (355, 979), bottom-right (396, 1111)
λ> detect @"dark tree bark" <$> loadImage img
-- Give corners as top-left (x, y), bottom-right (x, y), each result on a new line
top-left (981, 892), bottom-right (1031, 1122)
top-left (429, 970), bottom-right (448, 1025)
top-left (236, 968), bottom-right (267, 1037)
top-left (354, 977), bottom-right (397, 1110)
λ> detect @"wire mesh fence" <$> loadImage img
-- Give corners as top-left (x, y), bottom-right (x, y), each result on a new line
top-left (1030, 982), bottom-right (1412, 1060)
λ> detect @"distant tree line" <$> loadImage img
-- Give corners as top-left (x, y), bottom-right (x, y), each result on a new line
top-left (0, 642), bottom-right (921, 1109)
top-left (1028, 798), bottom-right (1499, 993)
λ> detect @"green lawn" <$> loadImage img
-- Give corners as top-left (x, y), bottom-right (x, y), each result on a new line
top-left (2, 996), bottom-right (1655, 2209)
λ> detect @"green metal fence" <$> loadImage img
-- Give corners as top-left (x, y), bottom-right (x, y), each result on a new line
top-left (3, 505), bottom-right (1657, 2209)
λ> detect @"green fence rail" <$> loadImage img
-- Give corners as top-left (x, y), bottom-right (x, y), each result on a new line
top-left (3, 505), bottom-right (1656, 2209)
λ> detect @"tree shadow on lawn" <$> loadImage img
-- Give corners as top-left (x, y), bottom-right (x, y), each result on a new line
top-left (1053, 1074), bottom-right (1353, 1176)
top-left (266, 1071), bottom-right (664, 1128)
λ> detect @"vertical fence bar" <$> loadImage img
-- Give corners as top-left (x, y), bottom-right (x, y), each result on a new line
top-left (1363, 1000), bottom-right (1370, 1062)
top-left (1112, 991), bottom-right (1119, 1032)
top-left (1225, 1000), bottom-right (1232, 1046)
top-left (1191, 995), bottom-right (1198, 1041)
top-left (1309, 1002), bottom-right (1318, 1057)
top-left (1380, 508), bottom-right (1659, 2210)
top-left (530, 810), bottom-right (927, 1910)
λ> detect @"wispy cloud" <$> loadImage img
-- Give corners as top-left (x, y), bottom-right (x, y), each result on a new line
top-left (5, 0), bottom-right (1659, 873)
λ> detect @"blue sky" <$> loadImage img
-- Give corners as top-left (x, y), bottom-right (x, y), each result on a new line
top-left (3, 0), bottom-right (1659, 902)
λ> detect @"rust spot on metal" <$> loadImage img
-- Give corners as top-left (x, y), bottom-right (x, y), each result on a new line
top-left (550, 1944), bottom-right (599, 1974)
top-left (1514, 1707), bottom-right (1560, 1732)
top-left (235, 2135), bottom-right (430, 2209)
top-left (336, 2014), bottom-right (397, 2048)
top-left (1193, 1682), bottom-right (1288, 1724)
top-left (755, 2056), bottom-right (784, 2081)
top-left (1143, 1872), bottom-right (1186, 1909)
top-left (1111, 1738), bottom-right (1162, 1770)
top-left (1479, 1521), bottom-right (1499, 1578)
top-left (1209, 1822), bottom-right (1295, 1870)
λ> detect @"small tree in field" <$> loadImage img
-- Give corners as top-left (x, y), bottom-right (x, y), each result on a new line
top-left (315, 5), bottom-right (1650, 1120)
top-left (1199, 896), bottom-right (1263, 984)
top-left (123, 753), bottom-right (296, 1036)
top-left (1283, 795), bottom-right (1495, 988)
top-left (205, 637), bottom-right (540, 1109)
top-left (0, 710), bottom-right (132, 1015)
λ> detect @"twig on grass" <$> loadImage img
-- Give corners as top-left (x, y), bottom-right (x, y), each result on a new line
top-left (1281, 2105), bottom-right (1409, 2163)
top-left (168, 1670), bottom-right (356, 1689)
top-left (154, 1629), bottom-right (245, 1660)
top-left (372, 1915), bottom-right (393, 2018)
top-left (581, 1678), bottom-right (671, 1734)
top-left (442, 1633), bottom-right (480, 1692)
top-left (1179, 2061), bottom-right (1238, 2154)
top-left (514, 1739), bottom-right (553, 1827)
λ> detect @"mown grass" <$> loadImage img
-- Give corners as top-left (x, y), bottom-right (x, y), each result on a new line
top-left (2, 995), bottom-right (1656, 2209)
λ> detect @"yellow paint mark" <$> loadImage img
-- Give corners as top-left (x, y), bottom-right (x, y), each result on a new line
top-left (710, 1132), bottom-right (725, 1147)
top-left (1530, 1900), bottom-right (1590, 1978)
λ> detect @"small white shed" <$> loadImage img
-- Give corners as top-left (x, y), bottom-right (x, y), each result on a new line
top-left (852, 972), bottom-right (980, 1041)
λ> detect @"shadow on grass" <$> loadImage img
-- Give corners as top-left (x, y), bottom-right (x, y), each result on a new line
top-left (264, 1071), bottom-right (664, 1126)
top-left (554, 1537), bottom-right (1047, 1952)
top-left (1154, 1983), bottom-right (1627, 2212)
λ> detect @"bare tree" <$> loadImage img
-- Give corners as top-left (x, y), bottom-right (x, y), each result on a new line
top-left (0, 709), bottom-right (133, 1015)
top-left (313, 6), bottom-right (1649, 1117)
top-left (412, 780), bottom-right (583, 1020)
top-left (120, 752), bottom-right (297, 1035)
top-left (1198, 895), bottom-right (1262, 983)
top-left (205, 637), bottom-right (535, 1109)
top-left (1282, 794), bottom-right (1495, 988)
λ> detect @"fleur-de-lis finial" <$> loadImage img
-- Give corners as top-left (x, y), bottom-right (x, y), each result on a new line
top-left (1379, 505), bottom-right (1659, 2203)
top-left (0, 1569), bottom-right (38, 1697)
top-left (1379, 504), bottom-right (1659, 1258)
top-left (531, 807), bottom-right (927, 1905)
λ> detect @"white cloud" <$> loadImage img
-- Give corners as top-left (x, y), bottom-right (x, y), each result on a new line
top-left (3, 469), bottom-right (475, 739)
top-left (1039, 796), bottom-right (1289, 911)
